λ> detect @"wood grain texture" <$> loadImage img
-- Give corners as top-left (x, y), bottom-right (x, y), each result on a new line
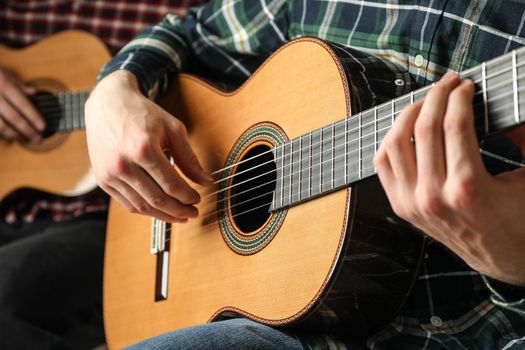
top-left (103, 38), bottom-right (352, 349)
top-left (0, 30), bottom-right (111, 200)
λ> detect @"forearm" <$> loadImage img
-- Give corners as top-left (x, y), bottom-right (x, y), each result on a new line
top-left (97, 0), bottom-right (290, 97)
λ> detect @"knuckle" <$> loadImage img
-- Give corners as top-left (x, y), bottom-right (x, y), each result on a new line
top-left (416, 188), bottom-right (445, 217)
top-left (414, 117), bottom-right (437, 138)
top-left (110, 156), bottom-right (129, 176)
top-left (133, 140), bottom-right (153, 163)
top-left (164, 182), bottom-right (180, 197)
top-left (384, 133), bottom-right (403, 151)
top-left (429, 84), bottom-right (447, 97)
top-left (135, 202), bottom-right (151, 214)
top-left (149, 195), bottom-right (167, 208)
top-left (448, 175), bottom-right (478, 209)
top-left (443, 114), bottom-right (469, 135)
top-left (451, 84), bottom-right (471, 100)
top-left (171, 119), bottom-right (187, 136)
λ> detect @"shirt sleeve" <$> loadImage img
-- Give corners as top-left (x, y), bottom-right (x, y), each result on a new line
top-left (482, 275), bottom-right (525, 315)
top-left (97, 0), bottom-right (290, 97)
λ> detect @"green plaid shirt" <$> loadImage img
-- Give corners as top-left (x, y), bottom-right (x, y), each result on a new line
top-left (100, 1), bottom-right (525, 348)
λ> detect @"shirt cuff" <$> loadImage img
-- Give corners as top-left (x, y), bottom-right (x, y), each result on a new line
top-left (96, 52), bottom-right (164, 99)
top-left (482, 275), bottom-right (525, 315)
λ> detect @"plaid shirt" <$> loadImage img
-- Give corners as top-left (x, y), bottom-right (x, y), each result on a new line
top-left (0, 0), bottom-right (203, 224)
top-left (0, 0), bottom-right (202, 55)
top-left (100, 1), bottom-right (525, 349)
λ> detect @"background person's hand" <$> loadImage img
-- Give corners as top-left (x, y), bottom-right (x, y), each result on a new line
top-left (0, 68), bottom-right (45, 142)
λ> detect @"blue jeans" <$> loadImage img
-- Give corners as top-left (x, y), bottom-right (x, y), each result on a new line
top-left (125, 318), bottom-right (303, 350)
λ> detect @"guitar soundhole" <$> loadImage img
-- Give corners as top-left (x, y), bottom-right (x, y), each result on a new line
top-left (30, 92), bottom-right (61, 138)
top-left (229, 144), bottom-right (276, 233)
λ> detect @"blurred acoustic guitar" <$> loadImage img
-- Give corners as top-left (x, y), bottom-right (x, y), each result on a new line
top-left (103, 38), bottom-right (525, 349)
top-left (0, 30), bottom-right (110, 201)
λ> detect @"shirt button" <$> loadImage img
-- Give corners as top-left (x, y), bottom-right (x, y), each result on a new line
top-left (415, 54), bottom-right (424, 67)
top-left (394, 78), bottom-right (405, 86)
top-left (430, 316), bottom-right (443, 327)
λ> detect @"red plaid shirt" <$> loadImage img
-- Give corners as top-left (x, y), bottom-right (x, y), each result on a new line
top-left (0, 0), bottom-right (203, 224)
top-left (0, 0), bottom-right (202, 54)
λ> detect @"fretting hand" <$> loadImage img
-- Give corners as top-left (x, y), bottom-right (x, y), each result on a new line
top-left (374, 72), bottom-right (525, 286)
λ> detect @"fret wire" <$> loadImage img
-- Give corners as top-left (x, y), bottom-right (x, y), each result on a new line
top-left (279, 146), bottom-right (284, 208)
top-left (72, 93), bottom-right (79, 129)
top-left (65, 93), bottom-right (69, 131)
top-left (374, 107), bottom-right (378, 173)
top-left (391, 99), bottom-right (395, 126)
top-left (308, 132), bottom-right (312, 198)
top-left (513, 50), bottom-right (520, 124)
top-left (288, 141), bottom-right (292, 205)
top-left (298, 136), bottom-right (302, 201)
top-left (331, 122), bottom-right (335, 188)
top-left (318, 130), bottom-right (322, 194)
top-left (344, 117), bottom-right (348, 183)
top-left (482, 62), bottom-right (489, 134)
top-left (358, 112), bottom-right (362, 179)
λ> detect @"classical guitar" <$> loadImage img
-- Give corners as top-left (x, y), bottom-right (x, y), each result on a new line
top-left (0, 30), bottom-right (110, 201)
top-left (103, 38), bottom-right (525, 349)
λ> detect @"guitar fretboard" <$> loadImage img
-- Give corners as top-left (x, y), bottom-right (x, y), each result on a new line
top-left (270, 48), bottom-right (525, 211)
top-left (31, 91), bottom-right (90, 132)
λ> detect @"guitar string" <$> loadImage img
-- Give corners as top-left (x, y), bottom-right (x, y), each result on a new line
top-left (196, 105), bottom-right (525, 224)
top-left (193, 131), bottom-right (525, 233)
top-left (30, 57), bottom-right (524, 206)
top-left (32, 69), bottom-right (524, 211)
top-left (29, 54), bottom-right (520, 137)
top-left (202, 83), bottom-right (524, 201)
top-left (33, 65), bottom-right (522, 187)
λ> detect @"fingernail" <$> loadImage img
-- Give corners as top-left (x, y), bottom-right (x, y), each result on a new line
top-left (191, 191), bottom-right (201, 204)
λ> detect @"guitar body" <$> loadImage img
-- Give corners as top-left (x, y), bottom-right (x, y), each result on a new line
top-left (104, 38), bottom-right (425, 349)
top-left (0, 30), bottom-right (110, 200)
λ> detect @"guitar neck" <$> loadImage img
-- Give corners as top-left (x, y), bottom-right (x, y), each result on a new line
top-left (271, 48), bottom-right (525, 211)
top-left (31, 90), bottom-right (90, 133)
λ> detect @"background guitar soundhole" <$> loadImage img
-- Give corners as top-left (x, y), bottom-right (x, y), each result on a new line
top-left (31, 92), bottom-right (60, 138)
top-left (229, 144), bottom-right (276, 233)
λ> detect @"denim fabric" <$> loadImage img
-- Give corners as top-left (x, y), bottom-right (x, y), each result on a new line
top-left (126, 318), bottom-right (303, 350)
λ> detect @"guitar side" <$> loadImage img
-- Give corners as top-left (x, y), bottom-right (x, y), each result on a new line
top-left (0, 30), bottom-right (111, 200)
top-left (103, 38), bottom-right (424, 349)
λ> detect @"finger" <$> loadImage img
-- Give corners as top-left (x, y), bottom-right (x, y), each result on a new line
top-left (138, 142), bottom-right (202, 205)
top-left (166, 119), bottom-right (213, 185)
top-left (383, 101), bottom-right (422, 185)
top-left (443, 79), bottom-right (485, 179)
top-left (0, 97), bottom-right (33, 141)
top-left (120, 163), bottom-right (199, 219)
top-left (102, 184), bottom-right (138, 213)
top-left (0, 113), bottom-right (20, 141)
top-left (374, 145), bottom-right (398, 201)
top-left (4, 81), bottom-right (45, 132)
top-left (415, 72), bottom-right (460, 186)
top-left (111, 179), bottom-right (189, 223)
